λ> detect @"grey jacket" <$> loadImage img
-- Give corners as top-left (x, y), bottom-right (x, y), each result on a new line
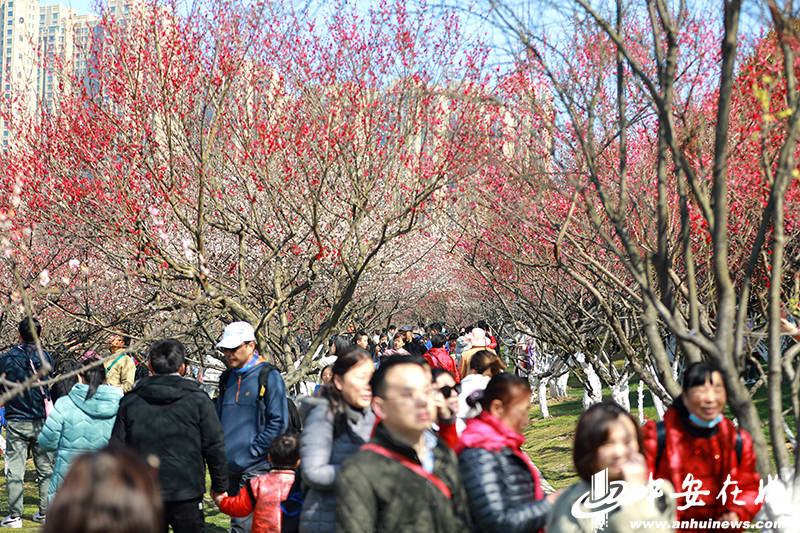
top-left (299, 401), bottom-right (375, 533)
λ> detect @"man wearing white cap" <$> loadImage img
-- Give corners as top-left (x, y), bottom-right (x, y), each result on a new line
top-left (215, 321), bottom-right (289, 533)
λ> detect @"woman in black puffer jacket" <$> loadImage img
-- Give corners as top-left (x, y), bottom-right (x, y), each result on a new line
top-left (456, 373), bottom-right (555, 533)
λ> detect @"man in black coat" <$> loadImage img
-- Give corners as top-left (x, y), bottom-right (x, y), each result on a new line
top-left (112, 338), bottom-right (227, 533)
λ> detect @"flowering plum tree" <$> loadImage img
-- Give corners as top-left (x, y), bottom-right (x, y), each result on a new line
top-left (464, 0), bottom-right (800, 479)
top-left (0, 0), bottom-right (500, 383)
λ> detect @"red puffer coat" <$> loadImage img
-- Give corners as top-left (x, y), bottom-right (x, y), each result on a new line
top-left (219, 469), bottom-right (295, 533)
top-left (642, 400), bottom-right (761, 533)
top-left (423, 347), bottom-right (460, 382)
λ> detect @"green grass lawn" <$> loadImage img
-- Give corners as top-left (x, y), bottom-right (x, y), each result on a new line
top-left (0, 459), bottom-right (46, 532)
top-left (522, 381), bottom-right (664, 490)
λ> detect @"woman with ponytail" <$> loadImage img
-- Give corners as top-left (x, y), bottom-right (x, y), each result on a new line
top-left (299, 346), bottom-right (375, 533)
top-left (457, 350), bottom-right (506, 432)
top-left (38, 357), bottom-right (122, 502)
top-left (456, 372), bottom-right (555, 533)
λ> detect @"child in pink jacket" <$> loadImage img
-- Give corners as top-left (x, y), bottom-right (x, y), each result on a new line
top-left (214, 434), bottom-right (300, 533)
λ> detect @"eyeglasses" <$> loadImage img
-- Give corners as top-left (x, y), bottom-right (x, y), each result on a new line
top-left (385, 385), bottom-right (434, 402)
top-left (438, 383), bottom-right (461, 397)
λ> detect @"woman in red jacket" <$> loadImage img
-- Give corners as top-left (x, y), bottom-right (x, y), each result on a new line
top-left (424, 334), bottom-right (459, 382)
top-left (642, 361), bottom-right (762, 532)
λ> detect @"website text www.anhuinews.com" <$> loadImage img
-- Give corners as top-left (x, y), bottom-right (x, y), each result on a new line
top-left (629, 518), bottom-right (787, 529)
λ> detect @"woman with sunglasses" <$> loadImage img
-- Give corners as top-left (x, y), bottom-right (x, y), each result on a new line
top-left (431, 368), bottom-right (462, 446)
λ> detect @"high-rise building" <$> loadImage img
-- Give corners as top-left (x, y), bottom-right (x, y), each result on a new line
top-left (1, 0), bottom-right (98, 147)
top-left (1, 0), bottom-right (39, 146)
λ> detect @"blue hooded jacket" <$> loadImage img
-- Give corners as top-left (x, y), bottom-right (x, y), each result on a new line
top-left (217, 359), bottom-right (289, 474)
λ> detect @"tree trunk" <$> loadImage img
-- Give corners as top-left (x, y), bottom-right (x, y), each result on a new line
top-left (611, 377), bottom-right (630, 411)
top-left (538, 378), bottom-right (550, 418)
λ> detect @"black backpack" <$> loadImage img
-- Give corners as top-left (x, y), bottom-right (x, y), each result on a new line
top-left (217, 363), bottom-right (302, 435)
top-left (133, 360), bottom-right (151, 384)
top-left (655, 420), bottom-right (742, 469)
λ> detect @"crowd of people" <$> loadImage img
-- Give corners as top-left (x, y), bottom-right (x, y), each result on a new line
top-left (0, 316), bottom-right (777, 532)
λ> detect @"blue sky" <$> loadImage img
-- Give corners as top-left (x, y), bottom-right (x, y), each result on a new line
top-left (41, 0), bottom-right (94, 15)
top-left (42, 0), bottom-right (766, 52)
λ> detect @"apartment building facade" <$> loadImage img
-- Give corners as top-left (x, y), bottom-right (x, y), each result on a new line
top-left (0, 0), bottom-right (98, 147)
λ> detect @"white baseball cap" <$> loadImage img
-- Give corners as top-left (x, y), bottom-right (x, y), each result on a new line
top-left (216, 321), bottom-right (256, 349)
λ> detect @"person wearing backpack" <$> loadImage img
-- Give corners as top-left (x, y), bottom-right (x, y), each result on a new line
top-left (214, 433), bottom-right (301, 533)
top-left (642, 361), bottom-right (761, 532)
top-left (216, 321), bottom-right (289, 533)
top-left (0, 317), bottom-right (54, 527)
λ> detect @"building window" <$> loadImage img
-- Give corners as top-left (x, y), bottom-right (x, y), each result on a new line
top-left (5, 39), bottom-right (9, 45)
top-left (6, 11), bottom-right (11, 17)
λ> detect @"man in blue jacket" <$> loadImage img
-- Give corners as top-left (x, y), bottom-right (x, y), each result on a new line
top-left (216, 321), bottom-right (288, 533)
top-left (0, 318), bottom-right (54, 527)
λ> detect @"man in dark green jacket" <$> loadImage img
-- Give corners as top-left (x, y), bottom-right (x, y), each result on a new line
top-left (335, 356), bottom-right (472, 533)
